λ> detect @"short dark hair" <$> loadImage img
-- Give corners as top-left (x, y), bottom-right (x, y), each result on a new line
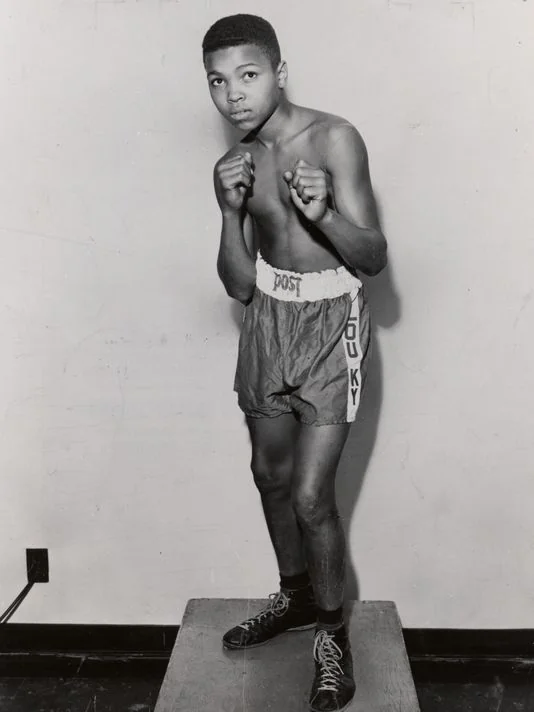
top-left (202, 14), bottom-right (281, 68)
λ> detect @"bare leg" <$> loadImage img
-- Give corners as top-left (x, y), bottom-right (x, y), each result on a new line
top-left (292, 423), bottom-right (351, 611)
top-left (247, 413), bottom-right (307, 576)
top-left (222, 417), bottom-right (348, 651)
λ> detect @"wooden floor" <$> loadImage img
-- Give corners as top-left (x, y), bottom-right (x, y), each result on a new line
top-left (0, 676), bottom-right (158, 712)
top-left (1, 608), bottom-right (534, 712)
top-left (0, 660), bottom-right (534, 711)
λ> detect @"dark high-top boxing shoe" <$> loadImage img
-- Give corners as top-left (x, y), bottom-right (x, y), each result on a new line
top-left (309, 625), bottom-right (356, 712)
top-left (222, 585), bottom-right (317, 650)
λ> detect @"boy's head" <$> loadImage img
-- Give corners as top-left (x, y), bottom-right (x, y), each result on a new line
top-left (202, 14), bottom-right (281, 69)
top-left (202, 14), bottom-right (287, 130)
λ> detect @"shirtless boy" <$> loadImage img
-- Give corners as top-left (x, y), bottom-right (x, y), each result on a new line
top-left (202, 14), bottom-right (387, 712)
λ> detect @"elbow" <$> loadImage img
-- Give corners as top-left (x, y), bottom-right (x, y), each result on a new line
top-left (229, 288), bottom-right (254, 305)
top-left (223, 281), bottom-right (255, 305)
top-left (366, 236), bottom-right (388, 277)
top-left (217, 262), bottom-right (255, 304)
top-left (369, 253), bottom-right (388, 277)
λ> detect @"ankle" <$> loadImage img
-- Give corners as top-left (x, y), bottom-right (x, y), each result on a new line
top-left (316, 606), bottom-right (344, 629)
top-left (280, 570), bottom-right (311, 592)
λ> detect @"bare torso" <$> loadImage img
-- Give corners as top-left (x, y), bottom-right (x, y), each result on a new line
top-left (230, 106), bottom-right (350, 273)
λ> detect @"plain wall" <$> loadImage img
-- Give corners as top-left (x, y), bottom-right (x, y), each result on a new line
top-left (1, 0), bottom-right (533, 628)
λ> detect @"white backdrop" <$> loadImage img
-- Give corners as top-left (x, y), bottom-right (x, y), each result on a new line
top-left (1, 0), bottom-right (533, 627)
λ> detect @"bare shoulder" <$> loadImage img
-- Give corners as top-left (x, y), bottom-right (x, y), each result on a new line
top-left (322, 113), bottom-right (367, 156)
top-left (299, 107), bottom-right (367, 163)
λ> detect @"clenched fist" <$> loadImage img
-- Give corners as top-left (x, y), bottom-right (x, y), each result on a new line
top-left (283, 159), bottom-right (328, 223)
top-left (215, 152), bottom-right (254, 214)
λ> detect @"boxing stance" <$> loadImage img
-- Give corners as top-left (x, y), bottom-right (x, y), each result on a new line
top-left (202, 14), bottom-right (387, 712)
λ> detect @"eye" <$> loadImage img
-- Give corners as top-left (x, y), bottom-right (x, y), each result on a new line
top-left (210, 77), bottom-right (224, 88)
top-left (243, 71), bottom-right (258, 81)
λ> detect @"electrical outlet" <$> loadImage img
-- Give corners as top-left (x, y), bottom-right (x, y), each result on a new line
top-left (26, 549), bottom-right (49, 583)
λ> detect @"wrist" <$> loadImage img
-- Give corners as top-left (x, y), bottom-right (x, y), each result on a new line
top-left (313, 206), bottom-right (334, 227)
top-left (221, 207), bottom-right (242, 219)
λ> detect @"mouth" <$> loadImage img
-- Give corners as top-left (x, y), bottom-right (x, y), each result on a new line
top-left (229, 109), bottom-right (252, 122)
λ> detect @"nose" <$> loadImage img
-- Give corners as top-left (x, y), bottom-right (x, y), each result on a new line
top-left (226, 83), bottom-right (244, 104)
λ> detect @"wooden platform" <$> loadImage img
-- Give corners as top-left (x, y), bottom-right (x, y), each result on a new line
top-left (155, 599), bottom-right (420, 712)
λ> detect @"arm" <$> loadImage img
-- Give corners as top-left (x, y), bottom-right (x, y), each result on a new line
top-left (319, 124), bottom-right (387, 275)
top-left (214, 153), bottom-right (257, 304)
top-left (285, 125), bottom-right (387, 276)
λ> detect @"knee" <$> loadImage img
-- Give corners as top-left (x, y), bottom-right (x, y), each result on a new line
top-left (251, 454), bottom-right (292, 497)
top-left (292, 487), bottom-right (336, 529)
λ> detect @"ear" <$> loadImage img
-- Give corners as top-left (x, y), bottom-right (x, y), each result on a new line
top-left (276, 60), bottom-right (288, 89)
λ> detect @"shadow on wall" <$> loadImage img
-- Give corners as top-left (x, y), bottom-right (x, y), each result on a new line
top-left (338, 199), bottom-right (401, 600)
top-left (216, 110), bottom-right (402, 601)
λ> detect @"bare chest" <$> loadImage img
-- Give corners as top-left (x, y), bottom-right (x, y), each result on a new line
top-left (246, 141), bottom-right (327, 221)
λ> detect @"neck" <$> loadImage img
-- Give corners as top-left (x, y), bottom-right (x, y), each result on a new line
top-left (252, 95), bottom-right (296, 148)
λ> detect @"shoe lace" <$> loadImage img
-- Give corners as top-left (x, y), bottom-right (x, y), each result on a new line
top-left (237, 591), bottom-right (290, 631)
top-left (313, 629), bottom-right (344, 692)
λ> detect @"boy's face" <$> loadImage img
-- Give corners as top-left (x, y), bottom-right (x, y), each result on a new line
top-left (205, 44), bottom-right (285, 130)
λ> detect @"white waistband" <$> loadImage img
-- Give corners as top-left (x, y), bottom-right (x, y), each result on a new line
top-left (255, 252), bottom-right (361, 302)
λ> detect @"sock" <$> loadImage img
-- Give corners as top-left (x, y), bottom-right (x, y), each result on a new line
top-left (280, 570), bottom-right (310, 591)
top-left (317, 606), bottom-right (344, 629)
